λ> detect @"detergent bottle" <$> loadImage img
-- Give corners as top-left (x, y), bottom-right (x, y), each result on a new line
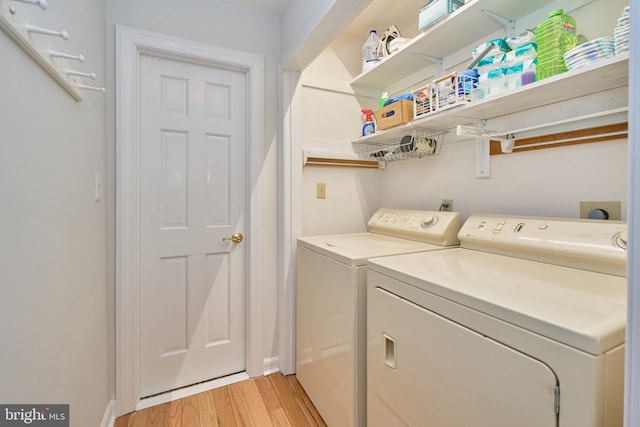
top-left (361, 110), bottom-right (375, 136)
top-left (362, 30), bottom-right (381, 73)
top-left (379, 91), bottom-right (390, 109)
top-left (536, 9), bottom-right (577, 80)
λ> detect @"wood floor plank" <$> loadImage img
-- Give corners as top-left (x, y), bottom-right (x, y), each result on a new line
top-left (212, 386), bottom-right (238, 427)
top-left (197, 390), bottom-right (220, 427)
top-left (267, 408), bottom-right (293, 427)
top-left (143, 404), bottom-right (166, 427)
top-left (113, 374), bottom-right (323, 427)
top-left (268, 373), bottom-right (316, 426)
top-left (254, 376), bottom-right (283, 414)
top-left (228, 379), bottom-right (274, 427)
top-left (127, 409), bottom-right (146, 427)
top-left (164, 399), bottom-right (182, 427)
top-left (286, 375), bottom-right (327, 427)
top-left (255, 376), bottom-right (292, 427)
top-left (181, 394), bottom-right (200, 426)
top-left (114, 412), bottom-right (132, 427)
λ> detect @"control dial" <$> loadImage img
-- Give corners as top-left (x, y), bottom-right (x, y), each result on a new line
top-left (420, 215), bottom-right (438, 228)
top-left (614, 229), bottom-right (628, 250)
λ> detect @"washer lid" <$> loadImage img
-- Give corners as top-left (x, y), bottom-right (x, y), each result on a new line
top-left (298, 233), bottom-right (451, 266)
top-left (368, 249), bottom-right (627, 355)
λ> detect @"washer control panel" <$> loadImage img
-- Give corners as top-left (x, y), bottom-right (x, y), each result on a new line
top-left (368, 209), bottom-right (461, 246)
top-left (460, 214), bottom-right (627, 276)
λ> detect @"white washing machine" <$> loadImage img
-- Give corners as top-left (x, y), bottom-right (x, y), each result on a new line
top-left (367, 214), bottom-right (627, 427)
top-left (296, 208), bottom-right (461, 427)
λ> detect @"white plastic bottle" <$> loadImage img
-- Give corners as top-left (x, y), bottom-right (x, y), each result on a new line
top-left (362, 30), bottom-right (381, 73)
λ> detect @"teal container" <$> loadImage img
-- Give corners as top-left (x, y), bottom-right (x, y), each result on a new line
top-left (536, 9), bottom-right (577, 80)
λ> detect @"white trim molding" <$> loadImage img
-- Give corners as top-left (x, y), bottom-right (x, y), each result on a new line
top-left (100, 400), bottom-right (116, 427)
top-left (263, 356), bottom-right (280, 376)
top-left (115, 25), bottom-right (265, 416)
top-left (278, 69), bottom-right (303, 375)
top-left (625, 0), bottom-right (640, 425)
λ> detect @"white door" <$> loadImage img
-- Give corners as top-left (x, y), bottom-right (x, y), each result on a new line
top-left (139, 54), bottom-right (247, 398)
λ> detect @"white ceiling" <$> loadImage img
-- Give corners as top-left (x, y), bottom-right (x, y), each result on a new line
top-left (221, 0), bottom-right (292, 16)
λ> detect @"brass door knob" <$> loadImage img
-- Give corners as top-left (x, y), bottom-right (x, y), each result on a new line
top-left (222, 232), bottom-right (243, 244)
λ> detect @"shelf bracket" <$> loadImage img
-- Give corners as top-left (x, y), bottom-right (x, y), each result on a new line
top-left (412, 53), bottom-right (443, 78)
top-left (482, 9), bottom-right (516, 38)
top-left (476, 120), bottom-right (491, 179)
top-left (458, 121), bottom-right (493, 178)
top-left (475, 135), bottom-right (491, 178)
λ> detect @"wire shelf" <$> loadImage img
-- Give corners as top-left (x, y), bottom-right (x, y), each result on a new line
top-left (352, 127), bottom-right (447, 162)
top-left (412, 71), bottom-right (477, 119)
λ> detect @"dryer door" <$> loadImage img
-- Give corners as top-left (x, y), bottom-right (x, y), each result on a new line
top-left (368, 285), bottom-right (559, 427)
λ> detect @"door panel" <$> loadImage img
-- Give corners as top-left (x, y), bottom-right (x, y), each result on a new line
top-left (139, 54), bottom-right (247, 398)
top-left (368, 285), bottom-right (559, 427)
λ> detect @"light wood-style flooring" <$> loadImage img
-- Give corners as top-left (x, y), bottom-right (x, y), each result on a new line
top-left (114, 373), bottom-right (327, 427)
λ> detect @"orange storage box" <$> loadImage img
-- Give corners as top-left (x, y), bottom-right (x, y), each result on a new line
top-left (373, 100), bottom-right (413, 130)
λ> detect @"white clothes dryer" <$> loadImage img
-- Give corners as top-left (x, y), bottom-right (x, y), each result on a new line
top-left (367, 214), bottom-right (627, 427)
top-left (296, 209), bottom-right (461, 427)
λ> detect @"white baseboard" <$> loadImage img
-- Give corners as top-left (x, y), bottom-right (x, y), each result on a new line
top-left (111, 358), bottom-right (280, 420)
top-left (100, 400), bottom-right (116, 427)
top-left (135, 372), bottom-right (250, 411)
top-left (263, 356), bottom-right (280, 375)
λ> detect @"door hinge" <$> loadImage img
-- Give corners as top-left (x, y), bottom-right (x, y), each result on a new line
top-left (554, 385), bottom-right (560, 414)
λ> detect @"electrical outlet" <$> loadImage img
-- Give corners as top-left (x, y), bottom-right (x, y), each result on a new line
top-left (316, 183), bottom-right (326, 199)
top-left (441, 199), bottom-right (453, 212)
top-left (579, 201), bottom-right (621, 220)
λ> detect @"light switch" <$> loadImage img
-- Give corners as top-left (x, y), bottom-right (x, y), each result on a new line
top-left (316, 183), bottom-right (326, 199)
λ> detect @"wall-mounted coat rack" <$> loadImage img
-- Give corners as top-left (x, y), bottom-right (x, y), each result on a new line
top-left (0, 0), bottom-right (105, 101)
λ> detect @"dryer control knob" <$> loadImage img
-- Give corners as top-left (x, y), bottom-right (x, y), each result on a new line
top-left (420, 215), bottom-right (437, 228)
top-left (615, 229), bottom-right (628, 250)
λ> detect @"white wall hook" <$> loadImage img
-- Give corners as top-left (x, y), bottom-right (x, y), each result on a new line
top-left (65, 69), bottom-right (96, 79)
top-left (77, 84), bottom-right (105, 93)
top-left (11, 0), bottom-right (48, 10)
top-left (26, 24), bottom-right (67, 39)
top-left (49, 50), bottom-right (84, 62)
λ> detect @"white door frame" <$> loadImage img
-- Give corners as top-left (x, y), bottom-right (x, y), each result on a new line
top-left (278, 69), bottom-right (303, 375)
top-left (625, 1), bottom-right (640, 424)
top-left (115, 25), bottom-right (265, 416)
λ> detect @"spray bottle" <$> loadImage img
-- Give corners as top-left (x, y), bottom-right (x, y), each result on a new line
top-left (361, 109), bottom-right (375, 136)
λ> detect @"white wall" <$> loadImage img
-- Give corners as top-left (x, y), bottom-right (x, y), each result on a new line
top-left (105, 0), bottom-right (282, 397)
top-left (0, 0), bottom-right (109, 426)
top-left (301, 0), bottom-right (629, 232)
top-left (281, 0), bottom-right (372, 69)
top-left (381, 136), bottom-right (628, 220)
top-left (300, 45), bottom-right (383, 235)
